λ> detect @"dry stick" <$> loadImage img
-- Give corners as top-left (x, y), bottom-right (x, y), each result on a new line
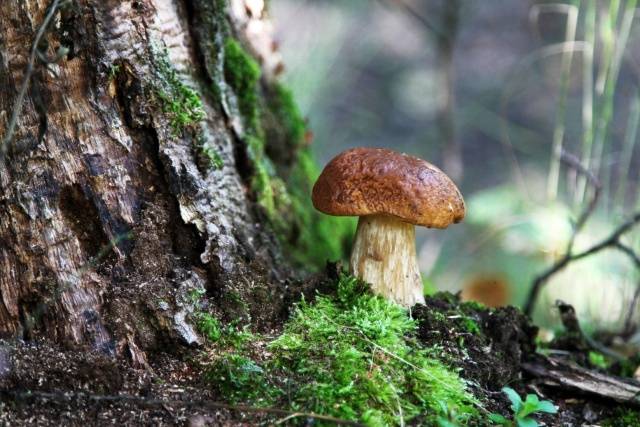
top-left (4, 390), bottom-right (363, 427)
top-left (524, 211), bottom-right (640, 316)
top-left (524, 152), bottom-right (640, 316)
top-left (0, 0), bottom-right (63, 159)
top-left (524, 151), bottom-right (601, 316)
top-left (614, 242), bottom-right (640, 336)
top-left (624, 284), bottom-right (640, 337)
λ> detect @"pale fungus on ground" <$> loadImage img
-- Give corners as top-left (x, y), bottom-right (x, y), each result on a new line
top-left (312, 147), bottom-right (465, 307)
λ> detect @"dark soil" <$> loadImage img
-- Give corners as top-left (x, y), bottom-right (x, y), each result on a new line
top-left (0, 265), bottom-right (341, 427)
top-left (413, 293), bottom-right (640, 426)
top-left (414, 293), bottom-right (538, 390)
top-left (0, 340), bottom-right (267, 426)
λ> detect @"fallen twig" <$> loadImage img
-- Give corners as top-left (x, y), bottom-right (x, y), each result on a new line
top-left (522, 355), bottom-right (640, 405)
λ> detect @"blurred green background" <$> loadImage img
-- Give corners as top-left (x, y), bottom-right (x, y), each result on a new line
top-left (271, 0), bottom-right (640, 331)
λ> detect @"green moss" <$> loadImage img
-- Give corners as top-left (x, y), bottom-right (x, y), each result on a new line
top-left (108, 64), bottom-right (121, 79)
top-left (187, 288), bottom-right (206, 305)
top-left (196, 134), bottom-right (224, 170)
top-left (204, 146), bottom-right (224, 169)
top-left (221, 39), bottom-right (353, 267)
top-left (199, 274), bottom-right (480, 426)
top-left (602, 408), bottom-right (640, 427)
top-left (461, 317), bottom-right (481, 335)
top-left (269, 84), bottom-right (355, 267)
top-left (206, 353), bottom-right (275, 404)
top-left (431, 311), bottom-right (447, 323)
top-left (423, 277), bottom-right (438, 296)
top-left (269, 83), bottom-right (307, 146)
top-left (197, 316), bottom-right (277, 404)
top-left (461, 300), bottom-right (488, 312)
top-left (221, 39), bottom-right (282, 216)
top-left (197, 313), bottom-right (222, 342)
top-left (286, 149), bottom-right (356, 267)
top-left (198, 316), bottom-right (255, 348)
top-left (223, 38), bottom-right (262, 134)
top-left (154, 47), bottom-right (206, 134)
top-left (587, 351), bottom-right (609, 370)
top-left (222, 289), bottom-right (250, 318)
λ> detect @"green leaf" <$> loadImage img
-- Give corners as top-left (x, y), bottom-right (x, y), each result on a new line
top-left (516, 417), bottom-right (538, 427)
top-left (488, 413), bottom-right (509, 425)
top-left (519, 393), bottom-right (540, 417)
top-left (534, 400), bottom-right (558, 414)
top-left (520, 393), bottom-right (557, 417)
top-left (502, 387), bottom-right (523, 414)
top-left (437, 418), bottom-right (460, 427)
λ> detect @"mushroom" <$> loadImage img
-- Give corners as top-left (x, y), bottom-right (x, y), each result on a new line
top-left (312, 147), bottom-right (465, 307)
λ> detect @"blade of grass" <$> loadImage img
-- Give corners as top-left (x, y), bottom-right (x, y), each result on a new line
top-left (592, 0), bottom-right (636, 211)
top-left (529, 4), bottom-right (578, 201)
top-left (614, 90), bottom-right (640, 210)
top-left (575, 0), bottom-right (596, 206)
top-left (500, 41), bottom-right (587, 204)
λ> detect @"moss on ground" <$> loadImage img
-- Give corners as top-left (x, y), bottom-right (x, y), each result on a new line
top-left (196, 274), bottom-right (480, 426)
top-left (414, 293), bottom-right (538, 390)
top-left (602, 408), bottom-right (640, 427)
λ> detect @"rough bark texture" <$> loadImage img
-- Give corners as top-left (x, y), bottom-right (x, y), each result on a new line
top-left (0, 0), bottom-right (300, 360)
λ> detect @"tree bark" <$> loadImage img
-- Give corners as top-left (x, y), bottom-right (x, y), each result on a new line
top-left (0, 0), bottom-right (303, 362)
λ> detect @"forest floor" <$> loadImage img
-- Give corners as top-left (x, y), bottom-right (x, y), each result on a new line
top-left (1, 266), bottom-right (639, 426)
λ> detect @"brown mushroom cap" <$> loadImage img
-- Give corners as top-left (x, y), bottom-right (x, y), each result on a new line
top-left (312, 147), bottom-right (465, 228)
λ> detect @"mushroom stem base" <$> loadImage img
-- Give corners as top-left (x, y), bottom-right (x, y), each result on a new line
top-left (350, 215), bottom-right (425, 307)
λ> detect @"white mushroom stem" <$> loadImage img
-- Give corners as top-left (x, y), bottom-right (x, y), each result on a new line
top-left (349, 214), bottom-right (425, 307)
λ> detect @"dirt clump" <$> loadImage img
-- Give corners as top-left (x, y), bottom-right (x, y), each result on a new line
top-left (414, 292), bottom-right (538, 389)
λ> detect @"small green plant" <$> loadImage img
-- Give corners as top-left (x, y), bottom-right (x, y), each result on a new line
top-left (489, 387), bottom-right (557, 427)
top-left (197, 313), bottom-right (222, 342)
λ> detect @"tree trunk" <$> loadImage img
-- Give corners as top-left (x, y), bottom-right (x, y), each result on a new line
top-left (0, 0), bottom-right (309, 363)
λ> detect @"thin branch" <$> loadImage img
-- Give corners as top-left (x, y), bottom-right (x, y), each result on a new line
top-left (523, 151), bottom-right (640, 316)
top-left (524, 210), bottom-right (640, 316)
top-left (3, 390), bottom-right (364, 426)
top-left (624, 283), bottom-right (640, 337)
top-left (378, 0), bottom-right (440, 37)
top-left (561, 150), bottom-right (601, 245)
top-left (0, 0), bottom-right (65, 160)
top-left (614, 242), bottom-right (640, 268)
